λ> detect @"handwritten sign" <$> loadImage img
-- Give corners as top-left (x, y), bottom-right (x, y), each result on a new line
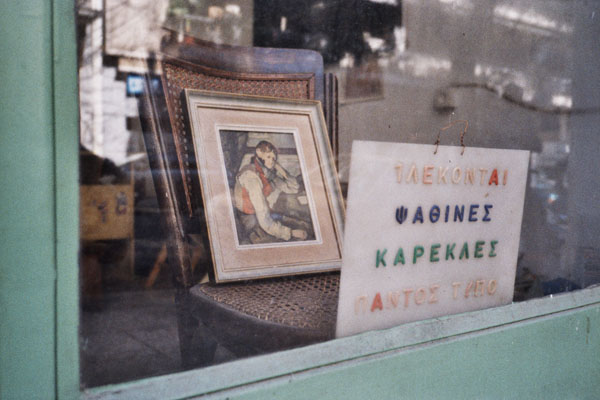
top-left (336, 141), bottom-right (529, 338)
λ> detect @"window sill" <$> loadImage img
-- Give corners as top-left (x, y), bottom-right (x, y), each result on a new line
top-left (83, 284), bottom-right (600, 399)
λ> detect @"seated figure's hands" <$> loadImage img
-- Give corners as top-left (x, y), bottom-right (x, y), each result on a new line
top-left (274, 162), bottom-right (289, 180)
top-left (297, 195), bottom-right (308, 205)
top-left (291, 229), bottom-right (308, 240)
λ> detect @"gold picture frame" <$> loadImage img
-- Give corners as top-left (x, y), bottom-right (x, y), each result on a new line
top-left (185, 90), bottom-right (344, 282)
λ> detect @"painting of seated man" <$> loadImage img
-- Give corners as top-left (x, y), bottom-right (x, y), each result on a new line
top-left (219, 130), bottom-right (319, 246)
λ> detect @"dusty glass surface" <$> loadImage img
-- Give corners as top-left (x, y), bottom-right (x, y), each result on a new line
top-left (78, 0), bottom-right (600, 387)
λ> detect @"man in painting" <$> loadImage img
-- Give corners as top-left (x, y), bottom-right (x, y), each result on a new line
top-left (233, 140), bottom-right (313, 244)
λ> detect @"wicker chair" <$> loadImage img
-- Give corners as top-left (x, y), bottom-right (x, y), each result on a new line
top-left (139, 38), bottom-right (341, 367)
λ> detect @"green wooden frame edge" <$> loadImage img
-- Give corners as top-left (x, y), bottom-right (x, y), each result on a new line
top-left (82, 285), bottom-right (600, 399)
top-left (0, 1), bottom-right (58, 397)
top-left (54, 0), bottom-right (81, 398)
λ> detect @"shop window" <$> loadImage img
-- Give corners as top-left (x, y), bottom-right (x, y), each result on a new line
top-left (77, 0), bottom-right (600, 388)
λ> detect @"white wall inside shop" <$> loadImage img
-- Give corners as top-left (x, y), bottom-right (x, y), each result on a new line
top-left (332, 0), bottom-right (599, 287)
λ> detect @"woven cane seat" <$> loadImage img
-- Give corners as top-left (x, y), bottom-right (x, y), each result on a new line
top-left (191, 273), bottom-right (339, 337)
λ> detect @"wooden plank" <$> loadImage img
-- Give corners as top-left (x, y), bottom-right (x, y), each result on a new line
top-left (80, 185), bottom-right (134, 241)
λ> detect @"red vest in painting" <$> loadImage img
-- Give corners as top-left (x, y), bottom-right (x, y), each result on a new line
top-left (240, 157), bottom-right (273, 214)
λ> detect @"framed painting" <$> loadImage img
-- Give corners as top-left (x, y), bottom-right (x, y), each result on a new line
top-left (185, 90), bottom-right (344, 282)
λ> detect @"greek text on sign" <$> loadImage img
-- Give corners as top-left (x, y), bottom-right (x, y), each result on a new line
top-left (336, 141), bottom-right (529, 338)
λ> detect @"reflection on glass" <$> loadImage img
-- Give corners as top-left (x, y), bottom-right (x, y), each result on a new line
top-left (78, 0), bottom-right (600, 388)
top-left (165, 0), bottom-right (251, 46)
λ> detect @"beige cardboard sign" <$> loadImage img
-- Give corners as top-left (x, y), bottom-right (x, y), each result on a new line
top-left (336, 141), bottom-right (529, 338)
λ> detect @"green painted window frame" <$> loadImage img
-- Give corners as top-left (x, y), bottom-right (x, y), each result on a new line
top-left (2, 1), bottom-right (599, 399)
top-left (82, 286), bottom-right (600, 399)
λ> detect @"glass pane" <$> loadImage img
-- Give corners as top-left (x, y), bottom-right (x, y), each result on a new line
top-left (77, 0), bottom-right (600, 387)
